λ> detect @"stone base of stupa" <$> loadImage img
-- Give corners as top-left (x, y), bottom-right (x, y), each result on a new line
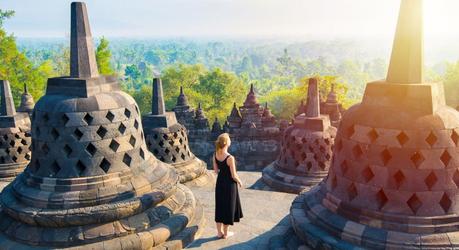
top-left (262, 162), bottom-right (325, 194)
top-left (175, 157), bottom-right (215, 187)
top-left (290, 184), bottom-right (459, 250)
top-left (0, 158), bottom-right (206, 249)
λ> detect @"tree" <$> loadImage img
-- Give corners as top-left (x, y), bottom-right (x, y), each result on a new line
top-left (0, 8), bottom-right (49, 104)
top-left (96, 37), bottom-right (114, 75)
top-left (443, 61), bottom-right (459, 108)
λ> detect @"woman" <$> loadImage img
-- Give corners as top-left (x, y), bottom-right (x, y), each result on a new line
top-left (213, 133), bottom-right (243, 239)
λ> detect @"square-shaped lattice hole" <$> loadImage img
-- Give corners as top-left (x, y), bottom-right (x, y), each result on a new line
top-left (118, 123), bottom-right (127, 134)
top-left (124, 108), bottom-right (131, 118)
top-left (109, 139), bottom-right (120, 152)
top-left (97, 126), bottom-right (108, 138)
top-left (76, 160), bottom-right (86, 175)
top-left (85, 143), bottom-right (97, 156)
top-left (73, 128), bottom-right (84, 141)
top-left (129, 135), bottom-right (136, 147)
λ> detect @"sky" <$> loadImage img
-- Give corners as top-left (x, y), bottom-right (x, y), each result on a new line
top-left (1, 0), bottom-right (459, 40)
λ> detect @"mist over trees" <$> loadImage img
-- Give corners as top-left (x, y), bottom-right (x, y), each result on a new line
top-left (3, 6), bottom-right (459, 121)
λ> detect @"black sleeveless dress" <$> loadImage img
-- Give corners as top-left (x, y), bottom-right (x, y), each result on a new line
top-left (215, 155), bottom-right (243, 225)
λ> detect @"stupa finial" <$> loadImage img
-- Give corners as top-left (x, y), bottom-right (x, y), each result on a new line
top-left (0, 80), bottom-right (16, 116)
top-left (305, 78), bottom-right (320, 118)
top-left (70, 2), bottom-right (99, 78)
top-left (152, 77), bottom-right (166, 115)
top-left (386, 0), bottom-right (424, 84)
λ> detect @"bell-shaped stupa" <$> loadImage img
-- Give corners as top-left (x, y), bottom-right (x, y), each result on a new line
top-left (263, 78), bottom-right (336, 193)
top-left (17, 83), bottom-right (35, 116)
top-left (143, 78), bottom-right (213, 187)
top-left (0, 80), bottom-right (32, 190)
top-left (0, 3), bottom-right (204, 248)
top-left (291, 1), bottom-right (459, 248)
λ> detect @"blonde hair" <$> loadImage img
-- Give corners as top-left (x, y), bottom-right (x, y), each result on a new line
top-left (215, 133), bottom-right (231, 153)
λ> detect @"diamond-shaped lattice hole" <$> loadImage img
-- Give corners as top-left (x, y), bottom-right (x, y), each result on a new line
top-left (361, 166), bottom-right (374, 183)
top-left (12, 156), bottom-right (17, 162)
top-left (118, 123), bottom-right (126, 134)
top-left (9, 140), bottom-right (15, 147)
top-left (42, 143), bottom-right (49, 155)
top-left (347, 183), bottom-right (358, 201)
top-left (21, 139), bottom-right (27, 145)
top-left (411, 151), bottom-right (425, 169)
top-left (63, 145), bottom-right (72, 158)
top-left (394, 170), bottom-right (405, 189)
top-left (173, 132), bottom-right (178, 138)
top-left (140, 148), bottom-right (145, 159)
top-left (341, 160), bottom-right (349, 174)
top-left (100, 158), bottom-right (111, 173)
top-left (172, 156), bottom-right (177, 162)
top-left (452, 130), bottom-right (459, 146)
top-left (165, 148), bottom-right (170, 154)
top-left (106, 111), bottom-right (115, 122)
top-left (440, 150), bottom-right (452, 168)
top-left (425, 171), bottom-right (438, 191)
top-left (440, 193), bottom-right (452, 213)
top-left (307, 162), bottom-right (313, 171)
top-left (352, 145), bottom-right (363, 159)
top-left (51, 161), bottom-right (61, 176)
top-left (397, 131), bottom-right (409, 146)
top-left (25, 153), bottom-right (31, 160)
top-left (426, 131), bottom-right (437, 147)
top-left (368, 129), bottom-right (378, 143)
top-left (62, 114), bottom-right (70, 125)
top-left (181, 153), bottom-right (186, 160)
top-left (134, 120), bottom-right (139, 130)
top-left (51, 128), bottom-right (59, 140)
top-left (129, 135), bottom-right (136, 147)
top-left (123, 153), bottom-right (132, 166)
top-left (42, 113), bottom-right (49, 122)
top-left (407, 194), bottom-right (422, 214)
top-left (73, 128), bottom-right (84, 141)
top-left (83, 113), bottom-right (94, 125)
top-left (97, 126), bottom-right (108, 138)
top-left (158, 140), bottom-right (164, 147)
top-left (76, 160), bottom-right (86, 175)
top-left (179, 138), bottom-right (183, 144)
top-left (109, 140), bottom-right (120, 152)
top-left (175, 147), bottom-right (180, 153)
top-left (86, 143), bottom-right (97, 156)
top-left (124, 109), bottom-right (131, 118)
top-left (380, 149), bottom-right (392, 166)
top-left (376, 189), bottom-right (388, 210)
top-left (453, 170), bottom-right (459, 188)
top-left (17, 147), bottom-right (23, 154)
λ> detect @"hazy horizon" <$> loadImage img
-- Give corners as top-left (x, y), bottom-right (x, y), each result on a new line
top-left (1, 0), bottom-right (459, 40)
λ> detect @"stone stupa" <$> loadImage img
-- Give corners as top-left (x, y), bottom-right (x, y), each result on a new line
top-left (143, 78), bottom-right (213, 187)
top-left (17, 83), bottom-right (35, 116)
top-left (0, 2), bottom-right (204, 249)
top-left (0, 80), bottom-right (32, 190)
top-left (291, 0), bottom-right (459, 248)
top-left (262, 78), bottom-right (336, 193)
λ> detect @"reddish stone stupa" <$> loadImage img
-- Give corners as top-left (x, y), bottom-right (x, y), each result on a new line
top-left (291, 0), bottom-right (459, 248)
top-left (262, 78), bottom-right (336, 193)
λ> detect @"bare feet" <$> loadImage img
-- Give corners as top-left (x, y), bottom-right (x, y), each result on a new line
top-left (217, 232), bottom-right (224, 239)
top-left (223, 231), bottom-right (234, 239)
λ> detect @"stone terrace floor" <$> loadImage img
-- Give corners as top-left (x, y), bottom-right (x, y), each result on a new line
top-left (187, 171), bottom-right (310, 250)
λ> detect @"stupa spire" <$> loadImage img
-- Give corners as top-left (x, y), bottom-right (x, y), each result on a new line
top-left (305, 78), bottom-right (320, 118)
top-left (152, 77), bottom-right (166, 115)
top-left (0, 80), bottom-right (16, 116)
top-left (386, 0), bottom-right (424, 84)
top-left (70, 2), bottom-right (99, 78)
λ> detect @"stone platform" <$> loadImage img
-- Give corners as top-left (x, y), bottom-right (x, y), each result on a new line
top-left (187, 171), bottom-right (309, 250)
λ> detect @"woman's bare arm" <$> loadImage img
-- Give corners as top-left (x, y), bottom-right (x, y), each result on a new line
top-left (213, 154), bottom-right (219, 174)
top-left (227, 156), bottom-right (242, 187)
